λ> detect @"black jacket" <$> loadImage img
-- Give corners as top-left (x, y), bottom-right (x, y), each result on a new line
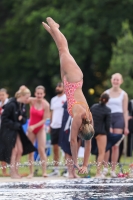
top-left (90, 103), bottom-right (111, 135)
top-left (128, 100), bottom-right (133, 133)
top-left (128, 100), bottom-right (133, 117)
top-left (0, 98), bottom-right (36, 163)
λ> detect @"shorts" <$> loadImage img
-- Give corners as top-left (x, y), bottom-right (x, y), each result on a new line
top-left (50, 128), bottom-right (61, 145)
top-left (94, 132), bottom-right (107, 138)
top-left (111, 112), bottom-right (125, 129)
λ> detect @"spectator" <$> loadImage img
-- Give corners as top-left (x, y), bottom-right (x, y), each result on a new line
top-left (0, 87), bottom-right (36, 179)
top-left (127, 99), bottom-right (133, 156)
top-left (103, 73), bottom-right (129, 178)
top-left (90, 93), bottom-right (111, 178)
top-left (27, 85), bottom-right (50, 178)
top-left (49, 82), bottom-right (66, 176)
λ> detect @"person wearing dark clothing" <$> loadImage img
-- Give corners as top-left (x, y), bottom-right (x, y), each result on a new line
top-left (91, 102), bottom-right (111, 137)
top-left (90, 93), bottom-right (111, 178)
top-left (0, 87), bottom-right (36, 179)
top-left (127, 100), bottom-right (133, 157)
top-left (59, 102), bottom-right (72, 156)
top-left (91, 93), bottom-right (123, 178)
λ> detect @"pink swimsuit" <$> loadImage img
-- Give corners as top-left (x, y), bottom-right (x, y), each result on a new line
top-left (29, 106), bottom-right (44, 134)
top-left (63, 77), bottom-right (83, 116)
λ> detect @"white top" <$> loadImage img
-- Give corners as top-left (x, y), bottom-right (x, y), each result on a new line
top-left (0, 98), bottom-right (9, 113)
top-left (0, 98), bottom-right (9, 125)
top-left (50, 94), bottom-right (67, 128)
top-left (106, 90), bottom-right (125, 113)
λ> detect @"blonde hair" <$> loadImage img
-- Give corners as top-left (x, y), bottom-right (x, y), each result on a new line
top-left (35, 85), bottom-right (45, 92)
top-left (111, 73), bottom-right (123, 82)
top-left (81, 118), bottom-right (94, 134)
top-left (78, 118), bottom-right (95, 140)
top-left (15, 86), bottom-right (31, 98)
top-left (0, 88), bottom-right (8, 94)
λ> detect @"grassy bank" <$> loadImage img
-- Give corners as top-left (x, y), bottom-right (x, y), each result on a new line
top-left (0, 153), bottom-right (132, 177)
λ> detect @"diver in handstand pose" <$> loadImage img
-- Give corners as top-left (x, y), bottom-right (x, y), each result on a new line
top-left (42, 17), bottom-right (94, 174)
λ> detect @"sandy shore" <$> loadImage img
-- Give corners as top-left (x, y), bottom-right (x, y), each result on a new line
top-left (0, 176), bottom-right (66, 182)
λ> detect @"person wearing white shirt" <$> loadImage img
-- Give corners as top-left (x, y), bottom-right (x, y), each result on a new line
top-left (103, 73), bottom-right (129, 178)
top-left (50, 82), bottom-right (66, 176)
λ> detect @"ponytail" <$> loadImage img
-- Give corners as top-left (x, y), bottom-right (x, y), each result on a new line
top-left (15, 86), bottom-right (31, 98)
top-left (100, 93), bottom-right (109, 105)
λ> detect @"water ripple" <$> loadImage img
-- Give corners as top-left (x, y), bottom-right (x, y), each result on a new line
top-left (0, 178), bottom-right (133, 199)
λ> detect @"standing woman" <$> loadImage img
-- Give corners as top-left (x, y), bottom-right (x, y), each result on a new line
top-left (103, 73), bottom-right (129, 177)
top-left (90, 93), bottom-right (111, 178)
top-left (0, 87), bottom-right (36, 179)
top-left (27, 86), bottom-right (50, 178)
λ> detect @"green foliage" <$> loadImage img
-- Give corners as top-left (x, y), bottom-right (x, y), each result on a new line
top-left (105, 22), bottom-right (133, 99)
top-left (0, 0), bottom-right (133, 103)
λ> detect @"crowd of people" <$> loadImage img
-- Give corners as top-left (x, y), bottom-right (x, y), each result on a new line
top-left (0, 17), bottom-right (133, 179)
top-left (0, 75), bottom-right (132, 179)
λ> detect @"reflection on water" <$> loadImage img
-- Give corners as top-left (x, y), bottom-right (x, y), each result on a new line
top-left (0, 178), bottom-right (133, 199)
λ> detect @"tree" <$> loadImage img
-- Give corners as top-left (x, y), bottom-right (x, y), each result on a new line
top-left (0, 0), bottom-right (133, 103)
top-left (105, 22), bottom-right (133, 99)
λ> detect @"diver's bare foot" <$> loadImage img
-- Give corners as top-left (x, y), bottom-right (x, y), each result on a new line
top-left (71, 168), bottom-right (80, 178)
top-left (27, 173), bottom-right (34, 179)
top-left (42, 22), bottom-right (52, 34)
top-left (46, 17), bottom-right (60, 28)
top-left (42, 17), bottom-right (59, 34)
top-left (42, 17), bottom-right (68, 52)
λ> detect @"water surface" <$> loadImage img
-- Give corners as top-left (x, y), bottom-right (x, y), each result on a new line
top-left (0, 178), bottom-right (133, 200)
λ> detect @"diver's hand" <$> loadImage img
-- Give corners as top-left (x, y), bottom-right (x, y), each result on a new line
top-left (78, 166), bottom-right (88, 174)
